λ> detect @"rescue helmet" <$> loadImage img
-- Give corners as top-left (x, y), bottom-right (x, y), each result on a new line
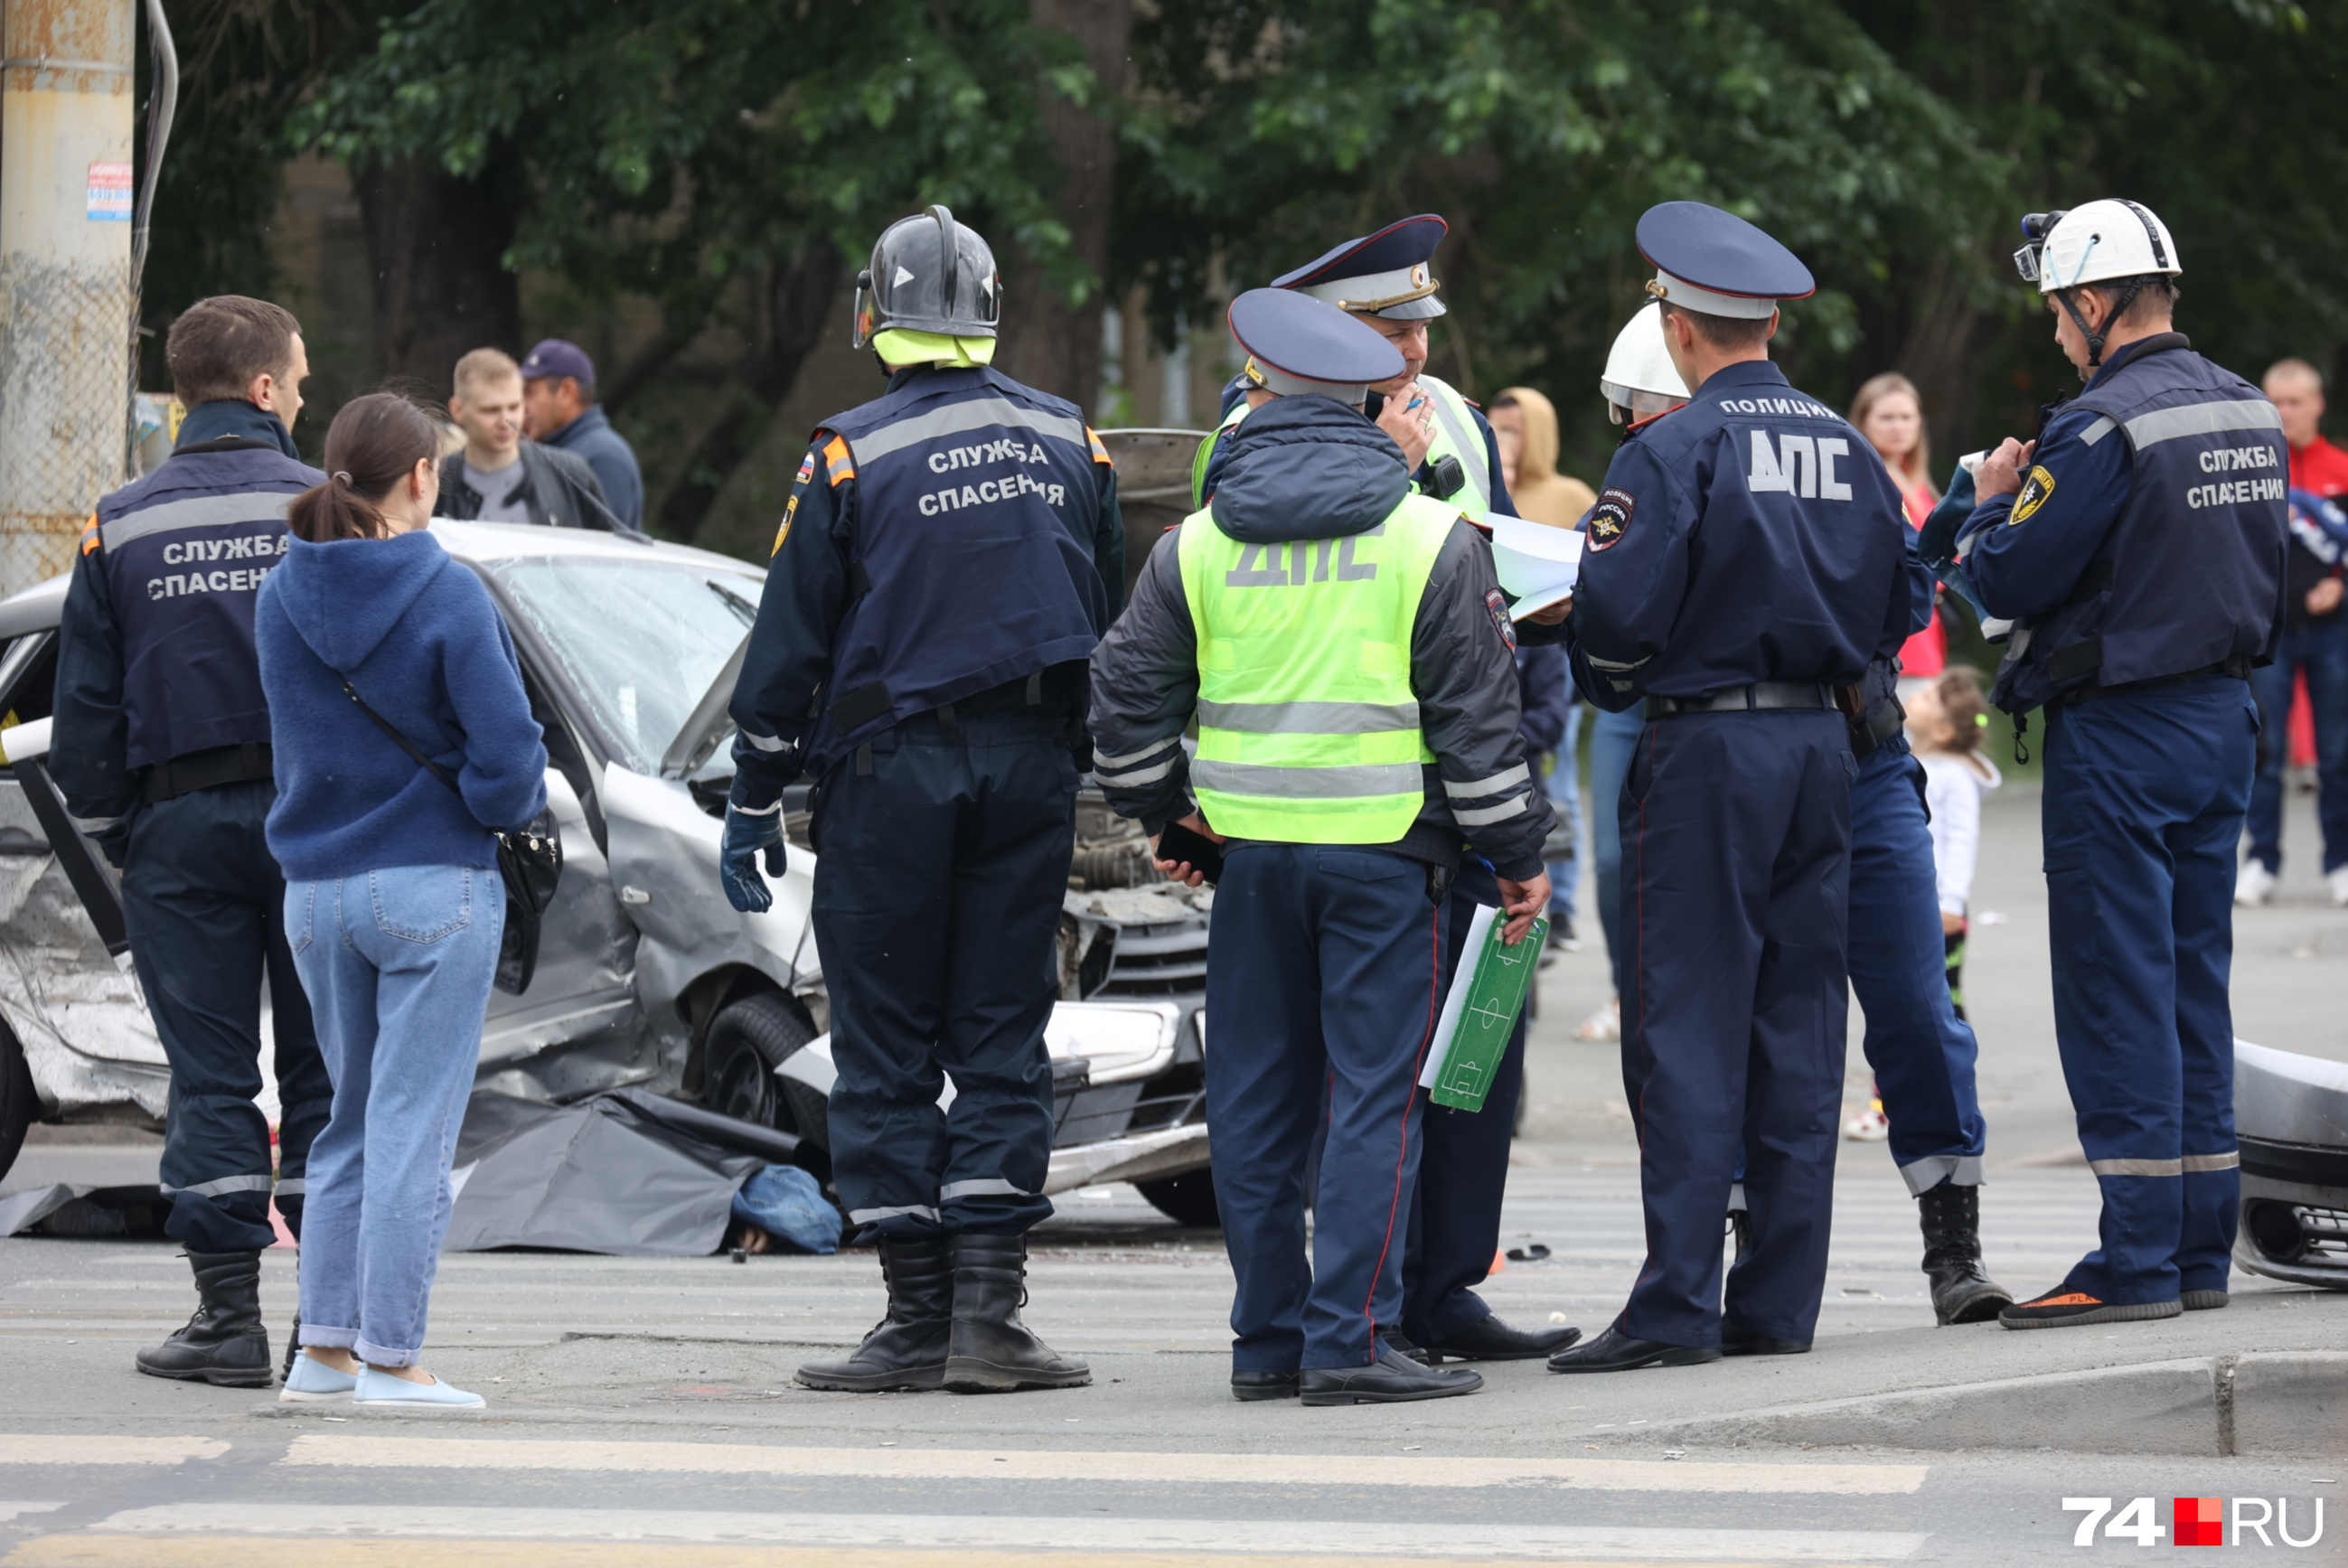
top-left (2013, 200), bottom-right (2181, 294)
top-left (1600, 305), bottom-right (1689, 410)
top-left (852, 205), bottom-right (1001, 349)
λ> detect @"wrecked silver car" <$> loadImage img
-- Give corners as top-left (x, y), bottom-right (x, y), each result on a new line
top-left (0, 516), bottom-right (1211, 1225)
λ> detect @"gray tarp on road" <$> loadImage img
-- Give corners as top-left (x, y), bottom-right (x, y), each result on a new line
top-left (445, 1088), bottom-right (803, 1256)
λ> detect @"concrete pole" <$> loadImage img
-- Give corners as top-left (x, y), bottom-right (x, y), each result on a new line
top-left (0, 0), bottom-right (135, 597)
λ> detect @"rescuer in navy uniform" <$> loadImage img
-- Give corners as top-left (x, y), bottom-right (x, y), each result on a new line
top-left (1920, 201), bottom-right (2287, 1331)
top-left (1547, 205), bottom-right (1918, 1375)
top-left (51, 296), bottom-right (333, 1387)
top-left (722, 207), bottom-right (1124, 1394)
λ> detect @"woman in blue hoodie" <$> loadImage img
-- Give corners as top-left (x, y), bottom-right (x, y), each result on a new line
top-left (256, 393), bottom-right (547, 1409)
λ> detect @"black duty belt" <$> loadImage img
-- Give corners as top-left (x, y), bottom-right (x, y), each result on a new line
top-left (1646, 682), bottom-right (1832, 718)
top-left (2055, 653), bottom-right (2252, 709)
top-left (144, 743), bottom-right (273, 804)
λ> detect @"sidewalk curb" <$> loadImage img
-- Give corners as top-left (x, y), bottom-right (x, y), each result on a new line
top-left (1643, 1351), bottom-right (2348, 1456)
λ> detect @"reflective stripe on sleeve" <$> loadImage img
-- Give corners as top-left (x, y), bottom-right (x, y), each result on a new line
top-left (939, 1178), bottom-right (1032, 1201)
top-left (1093, 737), bottom-right (1181, 770)
top-left (847, 1204), bottom-right (941, 1225)
top-left (740, 728), bottom-right (790, 754)
top-left (273, 1178), bottom-right (306, 1196)
top-left (99, 493), bottom-right (294, 553)
top-left (1095, 756), bottom-right (1181, 787)
top-left (2123, 399), bottom-right (2284, 450)
top-left (2180, 1150), bottom-right (2240, 1173)
top-left (1451, 793), bottom-right (1532, 827)
top-left (158, 1174), bottom-right (275, 1197)
top-left (2087, 1157), bottom-right (2183, 1178)
top-left (731, 798), bottom-right (785, 817)
top-left (1442, 763), bottom-right (1530, 799)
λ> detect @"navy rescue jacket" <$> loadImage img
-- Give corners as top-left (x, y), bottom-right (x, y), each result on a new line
top-left (1087, 392), bottom-right (1554, 880)
top-left (1565, 360), bottom-right (1922, 711)
top-left (1948, 333), bottom-right (2289, 714)
top-left (51, 399), bottom-right (324, 821)
top-left (728, 365), bottom-right (1126, 803)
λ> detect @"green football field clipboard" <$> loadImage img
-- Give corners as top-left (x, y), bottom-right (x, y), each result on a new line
top-left (1419, 906), bottom-right (1548, 1112)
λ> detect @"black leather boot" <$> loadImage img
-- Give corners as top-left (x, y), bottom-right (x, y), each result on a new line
top-left (796, 1235), bottom-right (953, 1392)
top-left (136, 1251), bottom-right (272, 1387)
top-left (943, 1234), bottom-right (1091, 1393)
top-left (1918, 1181), bottom-right (2013, 1326)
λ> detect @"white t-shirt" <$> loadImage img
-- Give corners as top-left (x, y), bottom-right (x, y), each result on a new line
top-left (1919, 750), bottom-right (2001, 916)
top-left (464, 455), bottom-right (533, 524)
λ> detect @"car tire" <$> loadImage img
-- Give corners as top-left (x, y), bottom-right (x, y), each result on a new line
top-left (1136, 1167), bottom-right (1219, 1228)
top-left (702, 991), bottom-right (831, 1185)
top-left (0, 1018), bottom-right (35, 1187)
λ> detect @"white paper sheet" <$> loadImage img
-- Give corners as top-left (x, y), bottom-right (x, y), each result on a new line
top-left (1420, 903), bottom-right (1499, 1089)
top-left (1488, 516), bottom-right (1583, 619)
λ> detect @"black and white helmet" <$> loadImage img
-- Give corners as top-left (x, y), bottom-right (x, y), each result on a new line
top-left (852, 205), bottom-right (1001, 348)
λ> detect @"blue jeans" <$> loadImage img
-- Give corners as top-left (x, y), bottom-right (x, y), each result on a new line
top-left (287, 866), bottom-right (502, 1366)
top-left (1543, 704), bottom-right (1583, 921)
top-left (1586, 704), bottom-right (1647, 999)
top-left (2247, 618), bottom-right (2348, 874)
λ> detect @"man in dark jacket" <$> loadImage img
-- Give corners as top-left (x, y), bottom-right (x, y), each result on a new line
top-left (520, 339), bottom-right (643, 530)
top-left (51, 296), bottom-right (332, 1387)
top-left (441, 348), bottom-right (627, 532)
top-left (1091, 289), bottom-right (1553, 1406)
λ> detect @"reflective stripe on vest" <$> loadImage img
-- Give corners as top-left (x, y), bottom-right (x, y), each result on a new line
top-left (1177, 493), bottom-right (1458, 843)
top-left (1188, 375), bottom-right (1489, 519)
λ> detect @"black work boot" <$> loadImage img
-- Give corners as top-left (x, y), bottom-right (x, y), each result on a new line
top-left (797, 1235), bottom-right (953, 1391)
top-left (1918, 1181), bottom-right (2014, 1325)
top-left (943, 1234), bottom-right (1091, 1393)
top-left (136, 1251), bottom-right (273, 1387)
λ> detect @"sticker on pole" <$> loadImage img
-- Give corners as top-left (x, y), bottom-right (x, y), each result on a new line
top-left (1418, 905), bottom-right (1547, 1112)
top-left (87, 163), bottom-right (133, 221)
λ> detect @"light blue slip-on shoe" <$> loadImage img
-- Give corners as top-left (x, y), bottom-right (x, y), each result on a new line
top-left (278, 1352), bottom-right (358, 1404)
top-left (352, 1366), bottom-right (486, 1410)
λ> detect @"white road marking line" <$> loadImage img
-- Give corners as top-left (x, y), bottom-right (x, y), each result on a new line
top-left (282, 1436), bottom-right (1925, 1495)
top-left (89, 1503), bottom-right (1930, 1560)
top-left (0, 1502), bottom-right (63, 1521)
top-left (0, 1436), bottom-right (228, 1465)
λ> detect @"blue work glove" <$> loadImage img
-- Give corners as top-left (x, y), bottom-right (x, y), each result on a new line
top-left (720, 806), bottom-right (787, 914)
top-left (1913, 459), bottom-right (1980, 576)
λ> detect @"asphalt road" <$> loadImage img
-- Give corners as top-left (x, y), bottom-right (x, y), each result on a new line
top-left (1, 784), bottom-right (2342, 1566)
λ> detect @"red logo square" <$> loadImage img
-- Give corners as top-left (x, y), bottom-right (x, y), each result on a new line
top-left (2174, 1497), bottom-right (2224, 1546)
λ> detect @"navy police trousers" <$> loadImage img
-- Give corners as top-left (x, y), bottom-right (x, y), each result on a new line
top-left (2042, 675), bottom-right (2255, 1302)
top-left (1399, 867), bottom-right (1526, 1345)
top-left (812, 712), bottom-right (1075, 1239)
top-left (1620, 711), bottom-right (1854, 1347)
top-left (1207, 844), bottom-right (1447, 1372)
top-left (1849, 744), bottom-right (1988, 1192)
top-left (123, 781), bottom-right (328, 1254)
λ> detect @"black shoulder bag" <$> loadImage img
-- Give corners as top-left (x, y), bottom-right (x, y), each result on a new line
top-left (338, 679), bottom-right (564, 995)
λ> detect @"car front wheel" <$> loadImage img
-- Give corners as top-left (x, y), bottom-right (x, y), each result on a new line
top-left (0, 1019), bottom-right (34, 1186)
top-left (1136, 1166), bottom-right (1219, 1228)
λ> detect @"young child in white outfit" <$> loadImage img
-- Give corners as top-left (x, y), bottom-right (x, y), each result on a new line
top-left (1906, 668), bottom-right (1999, 1019)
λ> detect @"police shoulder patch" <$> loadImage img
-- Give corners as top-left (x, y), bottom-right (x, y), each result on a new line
top-left (1485, 587), bottom-right (1517, 652)
top-left (2011, 465), bottom-right (2056, 523)
top-left (1586, 487), bottom-right (1636, 552)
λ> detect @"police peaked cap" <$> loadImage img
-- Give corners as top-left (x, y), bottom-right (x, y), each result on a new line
top-left (1227, 288), bottom-right (1405, 405)
top-left (1636, 202), bottom-right (1815, 321)
top-left (1273, 214), bottom-right (1451, 320)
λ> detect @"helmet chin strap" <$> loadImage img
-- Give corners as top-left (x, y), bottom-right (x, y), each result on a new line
top-left (2057, 281), bottom-right (2143, 372)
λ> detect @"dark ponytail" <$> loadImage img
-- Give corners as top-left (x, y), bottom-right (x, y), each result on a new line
top-left (287, 392), bottom-right (444, 544)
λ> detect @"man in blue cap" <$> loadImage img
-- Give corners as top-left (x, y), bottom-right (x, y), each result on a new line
top-left (1191, 215), bottom-right (1512, 523)
top-left (520, 338), bottom-right (644, 531)
top-left (1548, 203), bottom-right (1922, 1374)
top-left (1090, 287), bottom-right (1555, 1405)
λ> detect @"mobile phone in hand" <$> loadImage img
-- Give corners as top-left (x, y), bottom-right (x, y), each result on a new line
top-left (1155, 819), bottom-right (1226, 886)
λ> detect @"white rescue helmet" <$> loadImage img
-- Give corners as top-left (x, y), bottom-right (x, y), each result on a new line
top-left (2014, 200), bottom-right (2181, 293)
top-left (1601, 305), bottom-right (1689, 418)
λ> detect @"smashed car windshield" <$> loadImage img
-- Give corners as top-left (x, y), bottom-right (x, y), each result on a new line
top-left (485, 557), bottom-right (761, 775)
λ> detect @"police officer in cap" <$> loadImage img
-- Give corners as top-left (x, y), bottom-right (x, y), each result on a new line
top-left (723, 206), bottom-right (1125, 1392)
top-left (1548, 204), bottom-right (1919, 1374)
top-left (1192, 216), bottom-right (1511, 521)
top-left (1090, 288), bottom-right (1553, 1404)
top-left (52, 296), bottom-right (332, 1386)
top-left (1920, 201), bottom-right (2286, 1330)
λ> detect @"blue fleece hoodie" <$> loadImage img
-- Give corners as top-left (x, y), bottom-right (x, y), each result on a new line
top-left (257, 528), bottom-right (548, 880)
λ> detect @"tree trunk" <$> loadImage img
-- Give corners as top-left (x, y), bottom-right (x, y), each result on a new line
top-left (991, 0), bottom-right (1130, 414)
top-left (1892, 252), bottom-right (1991, 469)
top-left (654, 241), bottom-right (843, 542)
top-left (352, 144), bottom-right (523, 397)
